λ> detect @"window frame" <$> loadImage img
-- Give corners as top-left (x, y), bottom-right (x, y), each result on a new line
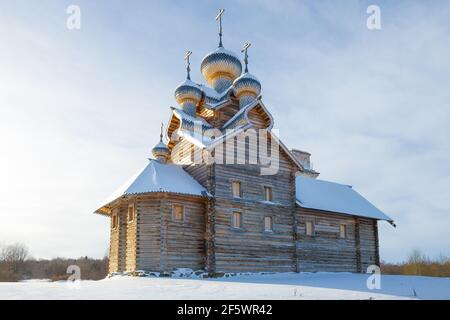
top-left (111, 214), bottom-right (118, 230)
top-left (264, 216), bottom-right (274, 232)
top-left (231, 211), bottom-right (243, 229)
top-left (305, 220), bottom-right (315, 236)
top-left (127, 204), bottom-right (135, 223)
top-left (339, 223), bottom-right (347, 239)
top-left (231, 180), bottom-right (242, 198)
top-left (172, 204), bottom-right (185, 222)
top-left (263, 185), bottom-right (273, 202)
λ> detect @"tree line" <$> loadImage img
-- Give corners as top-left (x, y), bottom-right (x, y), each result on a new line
top-left (381, 249), bottom-right (450, 277)
top-left (0, 243), bottom-right (108, 282)
top-left (1, 243), bottom-right (448, 281)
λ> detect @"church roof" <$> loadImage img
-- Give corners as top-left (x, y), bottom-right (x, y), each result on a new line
top-left (296, 176), bottom-right (393, 222)
top-left (94, 160), bottom-right (207, 215)
top-left (199, 84), bottom-right (232, 105)
top-left (170, 107), bottom-right (213, 131)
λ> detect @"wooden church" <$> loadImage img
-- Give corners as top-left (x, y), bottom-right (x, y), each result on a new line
top-left (94, 10), bottom-right (394, 275)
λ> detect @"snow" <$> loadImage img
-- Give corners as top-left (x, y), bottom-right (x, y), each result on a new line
top-left (175, 78), bottom-right (201, 89)
top-left (296, 176), bottom-right (393, 222)
top-left (171, 107), bottom-right (213, 128)
top-left (1, 273), bottom-right (449, 300)
top-left (234, 72), bottom-right (260, 83)
top-left (95, 160), bottom-right (206, 213)
top-left (201, 46), bottom-right (242, 64)
top-left (198, 84), bottom-right (231, 102)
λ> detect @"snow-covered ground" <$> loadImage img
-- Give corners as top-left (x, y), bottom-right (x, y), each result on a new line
top-left (1, 272), bottom-right (449, 300)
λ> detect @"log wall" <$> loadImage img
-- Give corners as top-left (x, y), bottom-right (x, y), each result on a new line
top-left (108, 207), bottom-right (120, 273)
top-left (107, 128), bottom-right (381, 274)
top-left (108, 205), bottom-right (127, 273)
top-left (211, 142), bottom-right (298, 272)
top-left (133, 194), bottom-right (206, 272)
top-left (296, 208), bottom-right (380, 272)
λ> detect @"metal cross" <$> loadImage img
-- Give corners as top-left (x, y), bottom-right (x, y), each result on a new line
top-left (184, 50), bottom-right (192, 80)
top-left (241, 42), bottom-right (251, 73)
top-left (160, 122), bottom-right (164, 142)
top-left (215, 9), bottom-right (225, 47)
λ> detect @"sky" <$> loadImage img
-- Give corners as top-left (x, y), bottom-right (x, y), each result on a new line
top-left (0, 0), bottom-right (449, 263)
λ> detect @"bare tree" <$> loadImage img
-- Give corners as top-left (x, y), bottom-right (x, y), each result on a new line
top-left (408, 249), bottom-right (425, 264)
top-left (1, 243), bottom-right (29, 274)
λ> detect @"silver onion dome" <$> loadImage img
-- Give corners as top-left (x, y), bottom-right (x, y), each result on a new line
top-left (152, 124), bottom-right (171, 163)
top-left (174, 79), bottom-right (203, 116)
top-left (232, 72), bottom-right (261, 108)
top-left (200, 47), bottom-right (242, 93)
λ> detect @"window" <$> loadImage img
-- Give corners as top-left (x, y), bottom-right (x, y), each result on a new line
top-left (232, 181), bottom-right (242, 198)
top-left (172, 204), bottom-right (184, 221)
top-left (112, 214), bottom-right (118, 229)
top-left (340, 224), bottom-right (347, 239)
top-left (305, 221), bottom-right (314, 236)
top-left (127, 205), bottom-right (135, 222)
top-left (232, 212), bottom-right (242, 229)
top-left (263, 186), bottom-right (273, 202)
top-left (264, 216), bottom-right (273, 232)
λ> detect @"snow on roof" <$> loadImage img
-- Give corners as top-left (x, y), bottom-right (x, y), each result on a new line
top-left (176, 78), bottom-right (202, 89)
top-left (198, 84), bottom-right (232, 106)
top-left (296, 176), bottom-right (393, 222)
top-left (95, 160), bottom-right (207, 214)
top-left (171, 107), bottom-right (213, 129)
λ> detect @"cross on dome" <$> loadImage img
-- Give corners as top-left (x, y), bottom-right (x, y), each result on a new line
top-left (184, 50), bottom-right (192, 80)
top-left (241, 42), bottom-right (251, 73)
top-left (159, 122), bottom-right (164, 141)
top-left (215, 9), bottom-right (225, 47)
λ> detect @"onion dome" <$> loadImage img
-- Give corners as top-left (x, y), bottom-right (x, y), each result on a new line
top-left (232, 43), bottom-right (261, 108)
top-left (174, 79), bottom-right (202, 116)
top-left (233, 72), bottom-right (261, 108)
top-left (152, 124), bottom-right (170, 163)
top-left (200, 47), bottom-right (242, 93)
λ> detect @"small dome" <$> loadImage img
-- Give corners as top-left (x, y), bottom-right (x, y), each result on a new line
top-left (174, 79), bottom-right (203, 116)
top-left (200, 47), bottom-right (242, 93)
top-left (232, 72), bottom-right (261, 108)
top-left (152, 140), bottom-right (170, 163)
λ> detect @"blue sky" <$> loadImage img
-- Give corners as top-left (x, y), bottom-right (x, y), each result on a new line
top-left (0, 0), bottom-right (449, 262)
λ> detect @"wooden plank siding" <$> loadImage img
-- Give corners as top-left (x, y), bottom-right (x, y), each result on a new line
top-left (247, 106), bottom-right (271, 129)
top-left (210, 139), bottom-right (298, 272)
top-left (135, 198), bottom-right (161, 271)
top-left (213, 199), bottom-right (296, 272)
top-left (360, 218), bottom-right (379, 270)
top-left (135, 194), bottom-right (207, 272)
top-left (125, 201), bottom-right (137, 272)
top-left (211, 103), bottom-right (240, 128)
top-left (296, 207), bottom-right (380, 272)
top-left (159, 195), bottom-right (206, 271)
top-left (108, 206), bottom-right (120, 273)
top-left (107, 125), bottom-right (381, 274)
top-left (108, 205), bottom-right (128, 273)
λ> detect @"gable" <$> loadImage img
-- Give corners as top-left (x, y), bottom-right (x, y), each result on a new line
top-left (248, 105), bottom-right (272, 129)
